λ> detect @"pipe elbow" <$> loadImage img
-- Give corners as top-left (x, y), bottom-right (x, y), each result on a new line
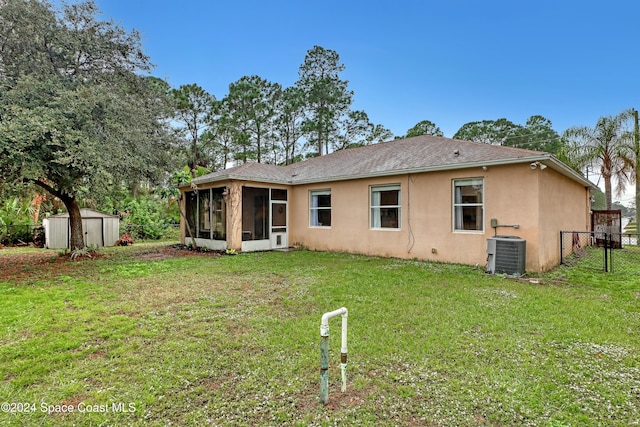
top-left (320, 307), bottom-right (348, 335)
top-left (321, 307), bottom-right (347, 325)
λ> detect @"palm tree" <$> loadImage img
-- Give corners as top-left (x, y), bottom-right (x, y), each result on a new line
top-left (564, 112), bottom-right (634, 210)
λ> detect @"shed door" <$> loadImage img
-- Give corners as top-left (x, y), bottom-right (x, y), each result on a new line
top-left (83, 218), bottom-right (104, 247)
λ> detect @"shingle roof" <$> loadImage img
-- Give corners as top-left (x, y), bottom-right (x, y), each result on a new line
top-left (192, 161), bottom-right (291, 185)
top-left (191, 135), bottom-right (592, 188)
top-left (286, 135), bottom-right (544, 183)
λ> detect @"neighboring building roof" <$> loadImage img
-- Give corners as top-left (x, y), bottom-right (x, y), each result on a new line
top-left (189, 135), bottom-right (594, 189)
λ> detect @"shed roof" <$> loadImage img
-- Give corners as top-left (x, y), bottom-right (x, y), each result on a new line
top-left (46, 208), bottom-right (118, 219)
top-left (190, 135), bottom-right (594, 189)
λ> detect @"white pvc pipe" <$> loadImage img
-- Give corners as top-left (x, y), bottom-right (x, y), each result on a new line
top-left (320, 307), bottom-right (348, 404)
top-left (320, 307), bottom-right (347, 335)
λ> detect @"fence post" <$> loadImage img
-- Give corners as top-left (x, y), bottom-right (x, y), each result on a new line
top-left (603, 233), bottom-right (608, 273)
top-left (560, 231), bottom-right (564, 264)
top-left (609, 234), bottom-right (614, 273)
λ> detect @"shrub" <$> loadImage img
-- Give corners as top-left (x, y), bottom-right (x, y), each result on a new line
top-left (0, 198), bottom-right (35, 245)
top-left (119, 197), bottom-right (171, 240)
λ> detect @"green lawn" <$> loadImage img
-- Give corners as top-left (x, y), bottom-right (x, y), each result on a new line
top-left (1, 244), bottom-right (638, 426)
top-left (560, 244), bottom-right (640, 274)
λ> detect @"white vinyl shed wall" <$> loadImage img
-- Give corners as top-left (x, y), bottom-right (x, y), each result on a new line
top-left (43, 208), bottom-right (120, 249)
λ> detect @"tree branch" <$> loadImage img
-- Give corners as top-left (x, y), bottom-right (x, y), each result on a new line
top-left (27, 178), bottom-right (66, 201)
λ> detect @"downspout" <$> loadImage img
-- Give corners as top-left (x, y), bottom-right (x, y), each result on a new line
top-left (320, 307), bottom-right (348, 405)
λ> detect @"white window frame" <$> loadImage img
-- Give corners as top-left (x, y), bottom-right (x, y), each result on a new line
top-left (310, 190), bottom-right (332, 227)
top-left (453, 178), bottom-right (484, 232)
top-left (370, 184), bottom-right (401, 230)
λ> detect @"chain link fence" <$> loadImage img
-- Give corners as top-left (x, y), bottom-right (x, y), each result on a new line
top-left (0, 224), bottom-right (44, 246)
top-left (1, 223), bottom-right (179, 247)
top-left (560, 231), bottom-right (640, 274)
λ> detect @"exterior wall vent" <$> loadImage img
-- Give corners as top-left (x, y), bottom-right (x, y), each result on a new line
top-left (486, 236), bottom-right (526, 276)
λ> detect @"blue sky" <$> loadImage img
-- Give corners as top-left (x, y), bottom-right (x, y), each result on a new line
top-left (93, 1), bottom-right (639, 203)
top-left (93, 0), bottom-right (640, 138)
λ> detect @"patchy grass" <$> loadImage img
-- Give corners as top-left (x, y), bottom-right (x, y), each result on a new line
top-left (558, 244), bottom-right (640, 275)
top-left (0, 245), bottom-right (638, 426)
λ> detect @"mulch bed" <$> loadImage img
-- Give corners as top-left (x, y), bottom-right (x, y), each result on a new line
top-left (135, 244), bottom-right (224, 261)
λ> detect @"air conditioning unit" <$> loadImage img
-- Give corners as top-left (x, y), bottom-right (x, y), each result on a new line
top-left (486, 236), bottom-right (526, 276)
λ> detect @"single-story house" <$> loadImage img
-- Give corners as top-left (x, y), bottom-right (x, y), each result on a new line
top-left (179, 135), bottom-right (595, 272)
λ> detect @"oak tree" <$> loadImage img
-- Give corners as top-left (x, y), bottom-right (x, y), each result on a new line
top-left (404, 120), bottom-right (444, 138)
top-left (0, 0), bottom-right (175, 250)
top-left (453, 118), bottom-right (522, 145)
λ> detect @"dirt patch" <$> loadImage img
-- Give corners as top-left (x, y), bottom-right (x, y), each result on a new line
top-left (0, 244), bottom-right (223, 282)
top-left (133, 244), bottom-right (224, 261)
top-left (0, 247), bottom-right (107, 281)
top-left (136, 251), bottom-right (178, 261)
top-left (0, 249), bottom-right (70, 281)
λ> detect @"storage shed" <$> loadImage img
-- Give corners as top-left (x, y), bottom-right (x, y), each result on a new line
top-left (43, 208), bottom-right (120, 249)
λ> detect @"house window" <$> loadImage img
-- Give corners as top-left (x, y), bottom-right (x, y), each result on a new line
top-left (271, 188), bottom-right (288, 201)
top-left (310, 190), bottom-right (331, 227)
top-left (371, 185), bottom-right (400, 229)
top-left (453, 178), bottom-right (484, 231)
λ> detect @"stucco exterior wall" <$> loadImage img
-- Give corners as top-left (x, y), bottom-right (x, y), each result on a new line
top-left (225, 181), bottom-right (243, 251)
top-left (289, 163), bottom-right (587, 272)
top-left (537, 168), bottom-right (591, 271)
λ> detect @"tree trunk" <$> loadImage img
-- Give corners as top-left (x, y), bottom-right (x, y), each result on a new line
top-left (290, 138), bottom-right (295, 165)
top-left (31, 193), bottom-right (46, 224)
top-left (32, 179), bottom-right (85, 250)
top-left (256, 130), bottom-right (261, 163)
top-left (603, 173), bottom-right (613, 211)
top-left (64, 197), bottom-right (86, 250)
top-left (178, 190), bottom-right (197, 249)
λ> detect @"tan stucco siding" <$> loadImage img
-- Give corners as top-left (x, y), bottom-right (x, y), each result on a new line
top-left (291, 177), bottom-right (408, 258)
top-left (483, 165), bottom-right (540, 271)
top-left (290, 164), bottom-right (546, 269)
top-left (407, 170), bottom-right (487, 266)
top-left (537, 168), bottom-right (590, 271)
top-left (225, 181), bottom-right (243, 250)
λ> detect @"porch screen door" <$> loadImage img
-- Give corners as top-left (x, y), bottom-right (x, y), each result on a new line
top-left (270, 189), bottom-right (288, 249)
